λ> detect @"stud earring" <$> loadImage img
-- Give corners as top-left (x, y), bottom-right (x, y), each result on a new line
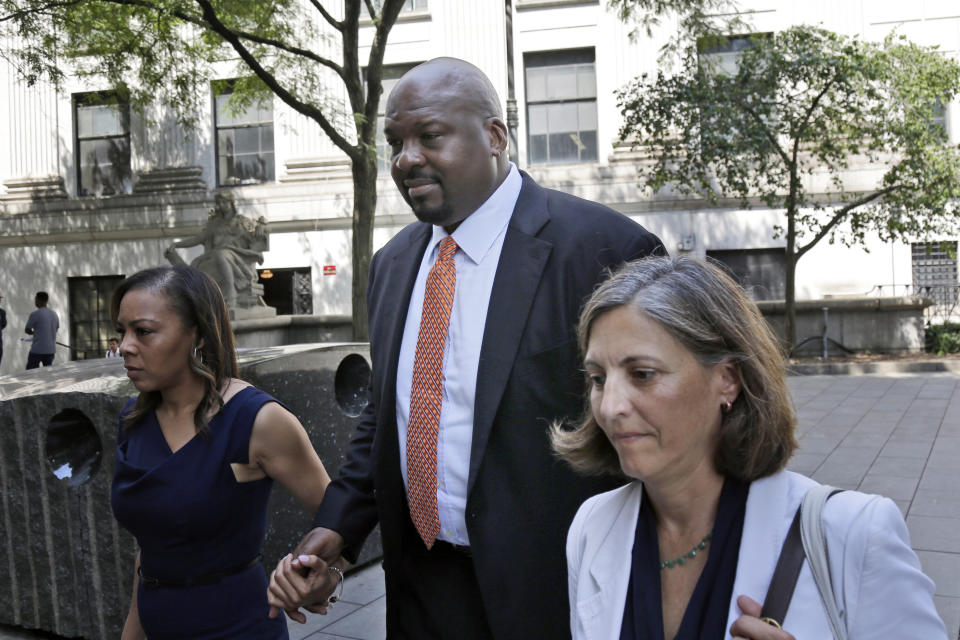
top-left (721, 401), bottom-right (733, 413)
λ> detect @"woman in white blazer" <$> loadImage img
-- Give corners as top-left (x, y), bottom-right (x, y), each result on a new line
top-left (552, 256), bottom-right (945, 640)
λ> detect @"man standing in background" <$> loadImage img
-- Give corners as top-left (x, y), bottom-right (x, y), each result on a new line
top-left (25, 291), bottom-right (59, 369)
top-left (105, 337), bottom-right (121, 358)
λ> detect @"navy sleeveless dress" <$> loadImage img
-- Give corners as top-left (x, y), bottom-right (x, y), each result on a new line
top-left (111, 386), bottom-right (289, 639)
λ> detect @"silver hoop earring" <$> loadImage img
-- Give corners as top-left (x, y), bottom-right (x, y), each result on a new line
top-left (192, 346), bottom-right (204, 365)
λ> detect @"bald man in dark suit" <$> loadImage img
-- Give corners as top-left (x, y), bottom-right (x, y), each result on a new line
top-left (269, 57), bottom-right (664, 639)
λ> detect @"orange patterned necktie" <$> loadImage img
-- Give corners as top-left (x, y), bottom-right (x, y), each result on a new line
top-left (407, 236), bottom-right (458, 548)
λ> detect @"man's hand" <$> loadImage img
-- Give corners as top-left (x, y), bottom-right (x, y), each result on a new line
top-left (267, 554), bottom-right (340, 623)
top-left (266, 528), bottom-right (346, 622)
top-left (729, 595), bottom-right (796, 640)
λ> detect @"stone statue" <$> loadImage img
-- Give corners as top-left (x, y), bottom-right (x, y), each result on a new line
top-left (165, 192), bottom-right (274, 317)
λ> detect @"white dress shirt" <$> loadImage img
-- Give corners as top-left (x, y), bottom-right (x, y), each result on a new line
top-left (395, 163), bottom-right (522, 546)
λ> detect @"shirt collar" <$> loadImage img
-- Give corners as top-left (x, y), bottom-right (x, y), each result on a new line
top-left (428, 163), bottom-right (521, 265)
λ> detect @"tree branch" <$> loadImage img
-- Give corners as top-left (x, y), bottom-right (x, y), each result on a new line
top-left (795, 185), bottom-right (901, 259)
top-left (734, 97), bottom-right (791, 167)
top-left (361, 0), bottom-right (404, 132)
top-left (1, 0), bottom-right (83, 22)
top-left (192, 0), bottom-right (356, 158)
top-left (92, 0), bottom-right (345, 80)
top-left (364, 0), bottom-right (376, 20)
top-left (790, 73), bottom-right (837, 167)
top-left (306, 0), bottom-right (342, 32)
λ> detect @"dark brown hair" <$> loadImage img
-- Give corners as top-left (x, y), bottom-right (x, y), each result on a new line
top-left (551, 256), bottom-right (797, 482)
top-left (110, 265), bottom-right (239, 435)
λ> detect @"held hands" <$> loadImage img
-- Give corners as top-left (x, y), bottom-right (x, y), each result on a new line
top-left (729, 596), bottom-right (796, 640)
top-left (267, 554), bottom-right (340, 623)
top-left (267, 527), bottom-right (346, 623)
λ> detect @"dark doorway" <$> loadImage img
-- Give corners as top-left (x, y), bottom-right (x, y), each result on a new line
top-left (257, 267), bottom-right (313, 315)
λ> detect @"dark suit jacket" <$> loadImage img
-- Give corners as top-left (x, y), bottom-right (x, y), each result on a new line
top-left (314, 172), bottom-right (664, 638)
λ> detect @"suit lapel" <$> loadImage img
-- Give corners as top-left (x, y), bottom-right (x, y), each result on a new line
top-left (468, 174), bottom-right (552, 493)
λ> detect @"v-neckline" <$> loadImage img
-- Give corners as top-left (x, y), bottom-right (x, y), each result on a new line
top-left (156, 386), bottom-right (252, 455)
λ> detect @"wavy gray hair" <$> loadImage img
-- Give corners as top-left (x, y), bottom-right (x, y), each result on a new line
top-left (551, 255), bottom-right (797, 481)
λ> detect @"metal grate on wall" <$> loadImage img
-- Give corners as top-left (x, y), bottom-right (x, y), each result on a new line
top-left (912, 241), bottom-right (959, 319)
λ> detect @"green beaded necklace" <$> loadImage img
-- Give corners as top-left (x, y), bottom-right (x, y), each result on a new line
top-left (659, 532), bottom-right (712, 570)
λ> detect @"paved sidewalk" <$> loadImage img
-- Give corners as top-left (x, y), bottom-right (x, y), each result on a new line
top-left (3, 370), bottom-right (959, 639)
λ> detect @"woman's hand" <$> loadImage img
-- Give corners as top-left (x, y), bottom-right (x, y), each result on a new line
top-left (267, 553), bottom-right (341, 623)
top-left (729, 596), bottom-right (796, 640)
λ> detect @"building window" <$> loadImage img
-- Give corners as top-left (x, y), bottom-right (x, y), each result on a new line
top-left (371, 63), bottom-right (421, 173)
top-left (912, 241), bottom-right (958, 316)
top-left (707, 248), bottom-right (785, 301)
top-left (214, 80), bottom-right (275, 186)
top-left (258, 268), bottom-right (313, 315)
top-left (525, 48), bottom-right (597, 165)
top-left (74, 92), bottom-right (131, 196)
top-left (374, 0), bottom-right (427, 12)
top-left (697, 34), bottom-right (767, 75)
top-left (69, 275), bottom-right (125, 360)
top-left (931, 100), bottom-right (948, 138)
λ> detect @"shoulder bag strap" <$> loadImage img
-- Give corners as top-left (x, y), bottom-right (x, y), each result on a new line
top-left (800, 485), bottom-right (847, 640)
top-left (760, 485), bottom-right (846, 634)
top-left (759, 505), bottom-right (804, 626)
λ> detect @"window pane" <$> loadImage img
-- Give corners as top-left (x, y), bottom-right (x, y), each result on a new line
top-left (526, 67), bottom-right (547, 102)
top-left (257, 101), bottom-right (273, 123)
top-left (218, 129), bottom-right (236, 156)
top-left (548, 132), bottom-right (580, 163)
top-left (545, 65), bottom-right (577, 101)
top-left (92, 104), bottom-right (123, 136)
top-left (577, 64), bottom-right (597, 99)
top-left (529, 134), bottom-right (547, 164)
top-left (219, 155), bottom-right (234, 185)
top-left (578, 101), bottom-right (597, 129)
top-left (235, 127), bottom-right (260, 154)
top-left (579, 130), bottom-right (597, 161)
top-left (549, 102), bottom-right (578, 133)
top-left (216, 93), bottom-right (236, 126)
top-left (77, 103), bottom-right (124, 138)
top-left (528, 103), bottom-right (548, 135)
top-left (261, 124), bottom-right (274, 152)
top-left (78, 137), bottom-right (130, 195)
top-left (69, 276), bottom-right (124, 360)
top-left (76, 107), bottom-right (94, 138)
top-left (707, 249), bottom-right (786, 301)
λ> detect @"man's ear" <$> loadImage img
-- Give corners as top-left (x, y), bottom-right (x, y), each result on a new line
top-left (485, 117), bottom-right (509, 157)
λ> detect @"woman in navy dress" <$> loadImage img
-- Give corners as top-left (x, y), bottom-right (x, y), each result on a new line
top-left (110, 265), bottom-right (339, 639)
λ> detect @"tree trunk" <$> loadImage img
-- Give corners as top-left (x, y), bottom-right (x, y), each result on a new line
top-left (350, 152), bottom-right (378, 341)
top-left (784, 207), bottom-right (797, 351)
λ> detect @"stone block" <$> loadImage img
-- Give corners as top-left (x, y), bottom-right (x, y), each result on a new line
top-left (0, 344), bottom-right (376, 639)
top-left (758, 296), bottom-right (931, 354)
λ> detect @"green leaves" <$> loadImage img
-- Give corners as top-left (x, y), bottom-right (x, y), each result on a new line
top-left (618, 23), bottom-right (960, 345)
top-left (619, 24), bottom-right (960, 252)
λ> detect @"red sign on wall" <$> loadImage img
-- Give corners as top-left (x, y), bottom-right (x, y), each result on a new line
top-left (323, 265), bottom-right (337, 276)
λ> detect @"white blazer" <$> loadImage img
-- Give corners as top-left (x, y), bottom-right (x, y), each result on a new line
top-left (566, 470), bottom-right (946, 640)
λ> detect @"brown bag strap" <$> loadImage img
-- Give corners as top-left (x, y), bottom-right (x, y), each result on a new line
top-left (760, 505), bottom-right (804, 625)
top-left (760, 488), bottom-right (844, 627)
